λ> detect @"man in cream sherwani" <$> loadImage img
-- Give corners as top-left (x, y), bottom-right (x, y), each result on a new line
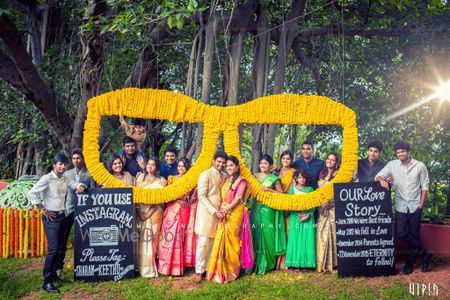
top-left (193, 151), bottom-right (228, 282)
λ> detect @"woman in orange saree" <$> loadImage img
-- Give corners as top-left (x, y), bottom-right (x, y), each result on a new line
top-left (158, 158), bottom-right (196, 276)
top-left (206, 156), bottom-right (248, 283)
top-left (275, 150), bottom-right (295, 270)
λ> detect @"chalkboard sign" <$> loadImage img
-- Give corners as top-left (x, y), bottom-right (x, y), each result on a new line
top-left (74, 188), bottom-right (136, 282)
top-left (334, 182), bottom-right (396, 277)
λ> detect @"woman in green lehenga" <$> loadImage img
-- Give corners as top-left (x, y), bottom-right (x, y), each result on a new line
top-left (285, 169), bottom-right (316, 269)
top-left (250, 154), bottom-right (286, 275)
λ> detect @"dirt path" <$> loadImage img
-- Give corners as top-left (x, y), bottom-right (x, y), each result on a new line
top-left (366, 256), bottom-right (450, 297)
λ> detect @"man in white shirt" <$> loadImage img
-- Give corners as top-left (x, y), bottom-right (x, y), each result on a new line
top-left (27, 153), bottom-right (86, 293)
top-left (376, 141), bottom-right (431, 275)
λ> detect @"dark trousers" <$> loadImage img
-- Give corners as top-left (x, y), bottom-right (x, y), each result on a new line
top-left (395, 208), bottom-right (427, 264)
top-left (42, 213), bottom-right (66, 284)
top-left (55, 212), bottom-right (74, 271)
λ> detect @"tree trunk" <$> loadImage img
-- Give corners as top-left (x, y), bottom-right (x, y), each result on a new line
top-left (193, 14), bottom-right (218, 158)
top-left (15, 142), bottom-right (25, 179)
top-left (181, 31), bottom-right (201, 158)
top-left (71, 0), bottom-right (108, 150)
top-left (251, 7), bottom-right (270, 173)
top-left (265, 0), bottom-right (306, 157)
top-left (40, 4), bottom-right (50, 56)
top-left (34, 140), bottom-right (47, 176)
top-left (21, 143), bottom-right (34, 176)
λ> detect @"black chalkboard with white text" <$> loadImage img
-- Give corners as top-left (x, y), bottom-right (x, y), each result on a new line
top-left (334, 182), bottom-right (395, 277)
top-left (74, 188), bottom-right (136, 282)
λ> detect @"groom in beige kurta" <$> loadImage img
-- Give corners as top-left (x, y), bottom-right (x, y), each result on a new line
top-left (194, 151), bottom-right (228, 280)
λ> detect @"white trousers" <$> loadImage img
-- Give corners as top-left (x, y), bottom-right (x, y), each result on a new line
top-left (195, 234), bottom-right (214, 274)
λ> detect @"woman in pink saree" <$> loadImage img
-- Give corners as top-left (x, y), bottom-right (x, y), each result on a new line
top-left (158, 158), bottom-right (197, 276)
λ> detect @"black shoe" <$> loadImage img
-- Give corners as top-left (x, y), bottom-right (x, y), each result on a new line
top-left (42, 282), bottom-right (60, 293)
top-left (422, 252), bottom-right (432, 272)
top-left (53, 276), bottom-right (70, 284)
top-left (402, 263), bottom-right (414, 275)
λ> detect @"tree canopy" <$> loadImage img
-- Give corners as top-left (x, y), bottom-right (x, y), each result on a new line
top-left (0, 0), bottom-right (449, 218)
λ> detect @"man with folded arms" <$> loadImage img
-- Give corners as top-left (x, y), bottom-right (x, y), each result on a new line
top-left (28, 153), bottom-right (86, 293)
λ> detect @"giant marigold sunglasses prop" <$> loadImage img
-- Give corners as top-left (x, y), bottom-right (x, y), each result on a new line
top-left (83, 88), bottom-right (358, 210)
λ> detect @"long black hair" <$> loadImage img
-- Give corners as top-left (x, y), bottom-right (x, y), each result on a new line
top-left (319, 151), bottom-right (340, 180)
top-left (177, 158), bottom-right (192, 174)
top-left (260, 154), bottom-right (274, 166)
top-left (144, 156), bottom-right (161, 177)
top-left (227, 155), bottom-right (241, 191)
top-left (294, 169), bottom-right (310, 186)
top-left (276, 150), bottom-right (293, 172)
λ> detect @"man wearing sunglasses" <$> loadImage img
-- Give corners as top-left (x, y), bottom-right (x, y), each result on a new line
top-left (193, 151), bottom-right (228, 283)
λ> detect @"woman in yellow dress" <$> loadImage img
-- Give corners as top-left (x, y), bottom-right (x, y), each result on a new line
top-left (206, 156), bottom-right (248, 283)
top-left (316, 152), bottom-right (340, 273)
top-left (275, 150), bottom-right (295, 270)
top-left (136, 157), bottom-right (167, 278)
top-left (105, 154), bottom-right (135, 186)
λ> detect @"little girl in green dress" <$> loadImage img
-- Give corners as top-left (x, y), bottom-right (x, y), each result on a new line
top-left (285, 169), bottom-right (316, 269)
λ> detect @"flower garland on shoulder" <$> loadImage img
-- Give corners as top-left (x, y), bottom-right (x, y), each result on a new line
top-left (83, 88), bottom-right (358, 211)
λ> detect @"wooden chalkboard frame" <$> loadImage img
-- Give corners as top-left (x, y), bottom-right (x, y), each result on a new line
top-left (334, 182), bottom-right (396, 278)
top-left (74, 188), bottom-right (136, 282)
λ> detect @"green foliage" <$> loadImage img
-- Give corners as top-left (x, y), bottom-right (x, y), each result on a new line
top-left (81, 0), bottom-right (208, 39)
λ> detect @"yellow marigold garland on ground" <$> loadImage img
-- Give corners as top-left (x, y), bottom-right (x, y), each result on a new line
top-left (83, 88), bottom-right (358, 210)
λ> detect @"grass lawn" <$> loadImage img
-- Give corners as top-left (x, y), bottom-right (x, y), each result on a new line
top-left (0, 250), bottom-right (442, 299)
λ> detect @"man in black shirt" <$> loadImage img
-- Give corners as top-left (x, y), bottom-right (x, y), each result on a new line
top-left (356, 140), bottom-right (385, 182)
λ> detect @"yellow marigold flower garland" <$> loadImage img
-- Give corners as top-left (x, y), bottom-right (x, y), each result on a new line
top-left (19, 209), bottom-right (23, 258)
top-left (83, 88), bottom-right (358, 210)
top-left (40, 211), bottom-right (45, 256)
top-left (24, 209), bottom-right (29, 259)
top-left (5, 208), bottom-right (10, 258)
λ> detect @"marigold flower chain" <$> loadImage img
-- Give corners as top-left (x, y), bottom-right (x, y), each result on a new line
top-left (0, 208), bottom-right (47, 259)
top-left (83, 88), bottom-right (358, 210)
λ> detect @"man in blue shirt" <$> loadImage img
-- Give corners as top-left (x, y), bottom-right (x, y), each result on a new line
top-left (160, 145), bottom-right (178, 179)
top-left (121, 137), bottom-right (144, 177)
top-left (292, 140), bottom-right (324, 189)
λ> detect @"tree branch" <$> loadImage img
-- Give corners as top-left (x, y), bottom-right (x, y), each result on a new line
top-left (0, 15), bottom-right (73, 148)
top-left (0, 51), bottom-right (28, 94)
